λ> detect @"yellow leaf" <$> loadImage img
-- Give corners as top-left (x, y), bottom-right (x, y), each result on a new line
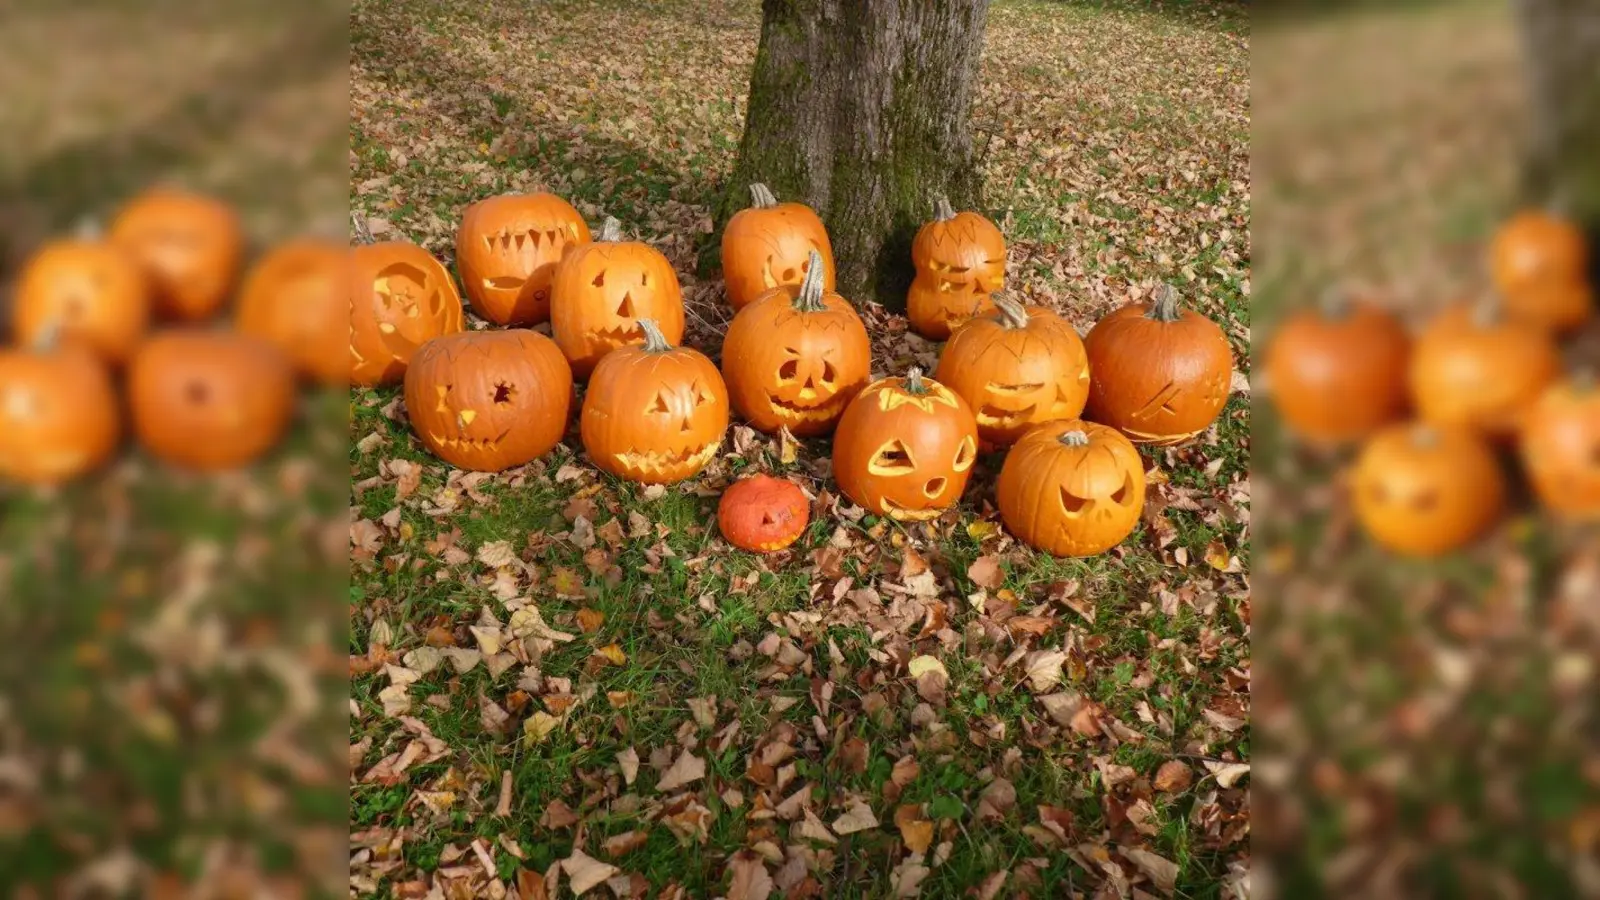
top-left (523, 712), bottom-right (561, 746)
top-left (576, 608), bottom-right (606, 633)
top-left (908, 655), bottom-right (947, 679)
top-left (966, 520), bottom-right (1000, 542)
top-left (477, 141), bottom-right (490, 153)
top-left (779, 426), bottom-right (799, 465)
top-left (595, 643), bottom-right (627, 665)
top-left (1205, 540), bottom-right (1231, 571)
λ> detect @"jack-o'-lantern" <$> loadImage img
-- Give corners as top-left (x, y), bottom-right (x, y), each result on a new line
top-left (455, 192), bottom-right (591, 326)
top-left (906, 197), bottom-right (1006, 340)
top-left (1518, 372), bottom-right (1600, 520)
top-left (551, 217), bottom-right (686, 379)
top-left (348, 240), bottom-right (465, 387)
top-left (1351, 422), bottom-right (1506, 557)
top-left (1263, 287), bottom-right (1411, 445)
top-left (831, 368), bottom-right (979, 522)
top-left (404, 329), bottom-right (573, 472)
top-left (1083, 284), bottom-right (1234, 445)
top-left (13, 237), bottom-right (149, 365)
top-left (1408, 299), bottom-right (1559, 439)
top-left (108, 187), bottom-right (242, 321)
top-left (128, 330), bottom-right (296, 471)
top-left (718, 474), bottom-right (810, 552)
top-left (721, 183), bottom-right (836, 311)
top-left (236, 238), bottom-right (348, 386)
top-left (0, 325), bottom-right (120, 485)
top-left (1490, 206), bottom-right (1591, 333)
top-left (721, 250), bottom-right (870, 437)
top-left (997, 420), bottom-right (1145, 557)
top-left (581, 320), bottom-right (728, 484)
top-left (935, 296), bottom-right (1088, 448)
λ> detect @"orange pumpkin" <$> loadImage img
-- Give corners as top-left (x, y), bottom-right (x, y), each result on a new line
top-left (404, 329), bottom-right (573, 472)
top-left (997, 420), bottom-right (1146, 557)
top-left (551, 217), bottom-right (686, 379)
top-left (128, 330), bottom-right (296, 471)
top-left (581, 320), bottom-right (729, 484)
top-left (831, 368), bottom-right (979, 522)
top-left (236, 238), bottom-right (348, 386)
top-left (721, 183), bottom-right (836, 311)
top-left (1407, 300), bottom-right (1559, 439)
top-left (108, 187), bottom-right (243, 321)
top-left (1083, 284), bottom-right (1234, 445)
top-left (1490, 207), bottom-right (1591, 333)
top-left (455, 192), bottom-right (591, 326)
top-left (1263, 289), bottom-right (1411, 445)
top-left (0, 326), bottom-right (120, 485)
top-left (934, 296), bottom-right (1089, 448)
top-left (1351, 422), bottom-right (1506, 557)
top-left (348, 241), bottom-right (465, 387)
top-left (717, 474), bottom-right (810, 552)
top-left (1518, 373), bottom-right (1600, 520)
top-left (721, 250), bottom-right (870, 437)
top-left (906, 197), bottom-right (1006, 340)
top-left (13, 237), bottom-right (149, 365)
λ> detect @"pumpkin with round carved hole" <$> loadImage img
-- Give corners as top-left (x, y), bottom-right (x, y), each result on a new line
top-left (456, 192), bottom-right (591, 326)
top-left (128, 330), bottom-right (296, 471)
top-left (581, 320), bottom-right (728, 484)
top-left (906, 197), bottom-right (1007, 340)
top-left (935, 296), bottom-right (1089, 448)
top-left (1518, 372), bottom-right (1600, 520)
top-left (349, 240), bottom-right (465, 387)
top-left (404, 329), bottom-right (573, 472)
top-left (1083, 284), bottom-right (1234, 445)
top-left (718, 474), bottom-right (810, 552)
top-left (13, 237), bottom-right (149, 365)
top-left (721, 250), bottom-right (870, 437)
top-left (721, 183), bottom-right (836, 311)
top-left (108, 187), bottom-right (243, 321)
top-left (1408, 299), bottom-right (1559, 439)
top-left (1263, 287), bottom-right (1411, 445)
top-left (0, 325), bottom-right (120, 485)
top-left (1351, 422), bottom-right (1505, 557)
top-left (551, 217), bottom-right (686, 379)
top-left (831, 368), bottom-right (979, 522)
top-left (1490, 206), bottom-right (1592, 333)
top-left (997, 420), bottom-right (1145, 557)
top-left (236, 238), bottom-right (348, 386)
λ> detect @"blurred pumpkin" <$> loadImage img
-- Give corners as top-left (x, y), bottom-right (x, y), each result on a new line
top-left (455, 192), bottom-right (591, 326)
top-left (1351, 422), bottom-right (1506, 557)
top-left (1502, 279), bottom-right (1594, 336)
top-left (831, 368), bottom-right (979, 522)
top-left (551, 217), bottom-right (685, 379)
top-left (13, 237), bottom-right (149, 365)
top-left (907, 197), bottom-right (1006, 340)
top-left (348, 240), bottom-right (465, 387)
top-left (108, 187), bottom-right (242, 321)
top-left (935, 296), bottom-right (1088, 448)
top-left (1408, 299), bottom-right (1559, 439)
top-left (721, 183), bottom-right (835, 311)
top-left (236, 238), bottom-right (348, 385)
top-left (1263, 287), bottom-right (1411, 445)
top-left (0, 323), bottom-right (120, 485)
top-left (1518, 372), bottom-right (1600, 520)
top-left (128, 330), bottom-right (295, 471)
top-left (717, 474), bottom-right (810, 552)
top-left (997, 420), bottom-right (1145, 557)
top-left (1490, 206), bottom-right (1590, 333)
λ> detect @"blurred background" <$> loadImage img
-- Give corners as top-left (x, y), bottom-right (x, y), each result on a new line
top-left (0, 0), bottom-right (349, 896)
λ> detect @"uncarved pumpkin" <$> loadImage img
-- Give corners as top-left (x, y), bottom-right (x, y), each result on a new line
top-left (1407, 300), bottom-right (1559, 439)
top-left (1351, 422), bottom-right (1506, 557)
top-left (456, 192), bottom-right (591, 326)
top-left (1518, 373), bottom-right (1600, 520)
top-left (721, 183), bottom-right (836, 311)
top-left (551, 217), bottom-right (686, 379)
top-left (236, 238), bottom-right (348, 386)
top-left (1263, 289), bottom-right (1411, 445)
top-left (997, 420), bottom-right (1146, 557)
top-left (0, 326), bottom-right (120, 485)
top-left (907, 197), bottom-right (1007, 340)
top-left (935, 296), bottom-right (1089, 448)
top-left (831, 368), bottom-right (979, 522)
top-left (718, 474), bottom-right (810, 552)
top-left (349, 240), bottom-right (466, 387)
top-left (1490, 207), bottom-right (1590, 333)
top-left (13, 237), bottom-right (149, 365)
top-left (108, 187), bottom-right (242, 321)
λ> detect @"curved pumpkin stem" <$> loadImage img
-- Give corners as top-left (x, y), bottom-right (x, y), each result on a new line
top-left (994, 296), bottom-right (1030, 329)
top-left (792, 250), bottom-right (828, 313)
top-left (598, 216), bottom-right (623, 242)
top-left (1146, 284), bottom-right (1182, 322)
top-left (637, 319), bottom-right (673, 353)
top-left (1317, 284), bottom-right (1350, 320)
top-left (350, 212), bottom-right (377, 246)
top-left (1059, 429), bottom-right (1090, 448)
top-left (933, 197), bottom-right (957, 222)
top-left (749, 184), bottom-right (779, 209)
top-left (903, 367), bottom-right (929, 395)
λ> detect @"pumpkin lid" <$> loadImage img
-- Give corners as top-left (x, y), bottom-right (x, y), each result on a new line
top-left (749, 184), bottom-right (779, 210)
top-left (791, 250), bottom-right (829, 313)
top-left (1146, 284), bottom-right (1183, 323)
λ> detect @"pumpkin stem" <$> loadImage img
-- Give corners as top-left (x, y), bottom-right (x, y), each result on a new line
top-left (73, 216), bottom-right (103, 241)
top-left (903, 367), bottom-right (929, 395)
top-left (1572, 367), bottom-right (1595, 392)
top-left (1059, 430), bottom-right (1090, 448)
top-left (994, 296), bottom-right (1030, 329)
top-left (749, 184), bottom-right (779, 209)
top-left (637, 319), bottom-right (673, 353)
top-left (599, 216), bottom-right (623, 242)
top-left (1411, 423), bottom-right (1439, 450)
top-left (933, 196), bottom-right (957, 222)
top-left (1547, 187), bottom-right (1572, 219)
top-left (1472, 294), bottom-right (1503, 328)
top-left (1146, 284), bottom-right (1182, 322)
top-left (350, 212), bottom-right (377, 246)
top-left (1317, 284), bottom-right (1350, 319)
top-left (32, 317), bottom-right (63, 352)
top-left (792, 250), bottom-right (828, 312)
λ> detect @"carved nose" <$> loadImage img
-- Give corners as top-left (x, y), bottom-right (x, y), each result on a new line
top-left (616, 292), bottom-right (636, 317)
top-left (799, 375), bottom-right (817, 399)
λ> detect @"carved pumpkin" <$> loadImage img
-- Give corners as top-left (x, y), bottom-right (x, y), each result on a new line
top-left (404, 329), bottom-right (573, 472)
top-left (934, 296), bottom-right (1089, 448)
top-left (581, 320), bottom-right (728, 484)
top-left (1490, 207), bottom-right (1592, 333)
top-left (721, 183), bottom-right (836, 311)
top-left (456, 192), bottom-right (591, 326)
top-left (236, 238), bottom-right (348, 386)
top-left (997, 421), bottom-right (1146, 557)
top-left (1263, 288), bottom-right (1411, 445)
top-left (1518, 373), bottom-right (1600, 520)
top-left (1083, 284), bottom-right (1234, 445)
top-left (831, 368), bottom-right (979, 522)
top-left (907, 198), bottom-right (1006, 340)
top-left (13, 237), bottom-right (149, 365)
top-left (0, 326), bottom-right (120, 485)
top-left (721, 250), bottom-right (870, 437)
top-left (348, 240), bottom-right (465, 387)
top-left (1351, 422), bottom-right (1505, 557)
top-left (717, 474), bottom-right (810, 552)
top-left (128, 330), bottom-right (296, 471)
top-left (108, 187), bottom-right (242, 321)
top-left (551, 217), bottom-right (686, 379)
top-left (1408, 300), bottom-right (1559, 439)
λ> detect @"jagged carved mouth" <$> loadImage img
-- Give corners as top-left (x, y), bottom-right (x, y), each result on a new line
top-left (483, 227), bottom-right (572, 256)
top-left (592, 323), bottom-right (643, 343)
top-left (427, 428), bottom-right (513, 454)
top-left (769, 393), bottom-right (849, 423)
top-left (484, 276), bottom-right (526, 291)
top-left (612, 440), bottom-right (719, 474)
top-left (976, 403), bottom-right (1037, 428)
top-left (879, 496), bottom-right (941, 522)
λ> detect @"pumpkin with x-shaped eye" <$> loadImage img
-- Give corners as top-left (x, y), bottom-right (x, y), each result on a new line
top-left (997, 420), bottom-right (1146, 557)
top-left (907, 197), bottom-right (1006, 340)
top-left (0, 329), bottom-right (120, 485)
top-left (722, 250), bottom-right (870, 436)
top-left (721, 183), bottom-right (836, 311)
top-left (349, 241), bottom-right (465, 386)
top-left (935, 296), bottom-right (1089, 448)
top-left (1352, 422), bottom-right (1505, 557)
top-left (1518, 372), bottom-right (1600, 520)
top-left (109, 187), bottom-right (243, 321)
top-left (456, 192), bottom-right (591, 326)
top-left (582, 320), bottom-right (728, 484)
top-left (832, 368), bottom-right (979, 522)
top-left (552, 217), bottom-right (685, 379)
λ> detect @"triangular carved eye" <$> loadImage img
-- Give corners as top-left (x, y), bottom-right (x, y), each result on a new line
top-left (592, 270), bottom-right (606, 288)
top-left (952, 436), bottom-right (977, 472)
top-left (1060, 486), bottom-right (1090, 517)
top-left (778, 354), bottom-right (800, 382)
top-left (868, 440), bottom-right (917, 475)
top-left (692, 382), bottom-right (714, 406)
top-left (1111, 472), bottom-right (1134, 505)
top-left (648, 392), bottom-right (670, 414)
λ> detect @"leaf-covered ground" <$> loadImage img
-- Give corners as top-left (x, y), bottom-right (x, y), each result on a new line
top-left (349, 1), bottom-right (1251, 897)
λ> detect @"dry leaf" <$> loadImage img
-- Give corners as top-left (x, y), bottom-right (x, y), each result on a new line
top-left (657, 749), bottom-right (707, 792)
top-left (560, 849), bottom-right (618, 896)
top-left (832, 801), bottom-right (879, 835)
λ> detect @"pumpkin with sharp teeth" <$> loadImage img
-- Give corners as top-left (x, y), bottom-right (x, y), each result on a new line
top-left (721, 183), bottom-right (836, 311)
top-left (935, 296), bottom-right (1089, 448)
top-left (997, 420), bottom-right (1145, 557)
top-left (552, 217), bottom-right (685, 379)
top-left (0, 325), bottom-right (120, 485)
top-left (907, 197), bottom-right (1006, 340)
top-left (721, 250), bottom-right (870, 437)
top-left (1352, 422), bottom-right (1506, 556)
top-left (581, 319), bottom-right (728, 484)
top-left (236, 238), bottom-right (348, 386)
top-left (404, 329), bottom-right (573, 472)
top-left (1408, 298), bottom-right (1559, 439)
top-left (831, 367), bottom-right (979, 522)
top-left (1517, 372), bottom-right (1600, 520)
top-left (349, 241), bottom-right (466, 386)
top-left (108, 187), bottom-right (243, 321)
top-left (13, 236), bottom-right (150, 366)
top-left (718, 474), bottom-right (811, 552)
top-left (455, 192), bottom-right (591, 326)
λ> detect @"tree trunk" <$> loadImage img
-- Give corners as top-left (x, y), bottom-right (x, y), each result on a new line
top-left (721, 0), bottom-right (992, 309)
top-left (1514, 0), bottom-right (1600, 259)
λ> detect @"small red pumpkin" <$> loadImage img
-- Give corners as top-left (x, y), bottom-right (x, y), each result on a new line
top-left (717, 474), bottom-right (810, 551)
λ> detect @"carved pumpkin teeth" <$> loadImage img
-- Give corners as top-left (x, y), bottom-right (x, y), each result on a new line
top-left (593, 324), bottom-right (643, 342)
top-left (769, 393), bottom-right (849, 423)
top-left (485, 276), bottom-right (525, 290)
top-left (879, 497), bottom-right (941, 522)
top-left (976, 403), bottom-right (1037, 428)
top-left (613, 440), bottom-right (719, 475)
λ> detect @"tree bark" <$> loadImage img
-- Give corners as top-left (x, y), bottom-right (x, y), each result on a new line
top-left (1514, 0), bottom-right (1600, 266)
top-left (721, 0), bottom-right (992, 309)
